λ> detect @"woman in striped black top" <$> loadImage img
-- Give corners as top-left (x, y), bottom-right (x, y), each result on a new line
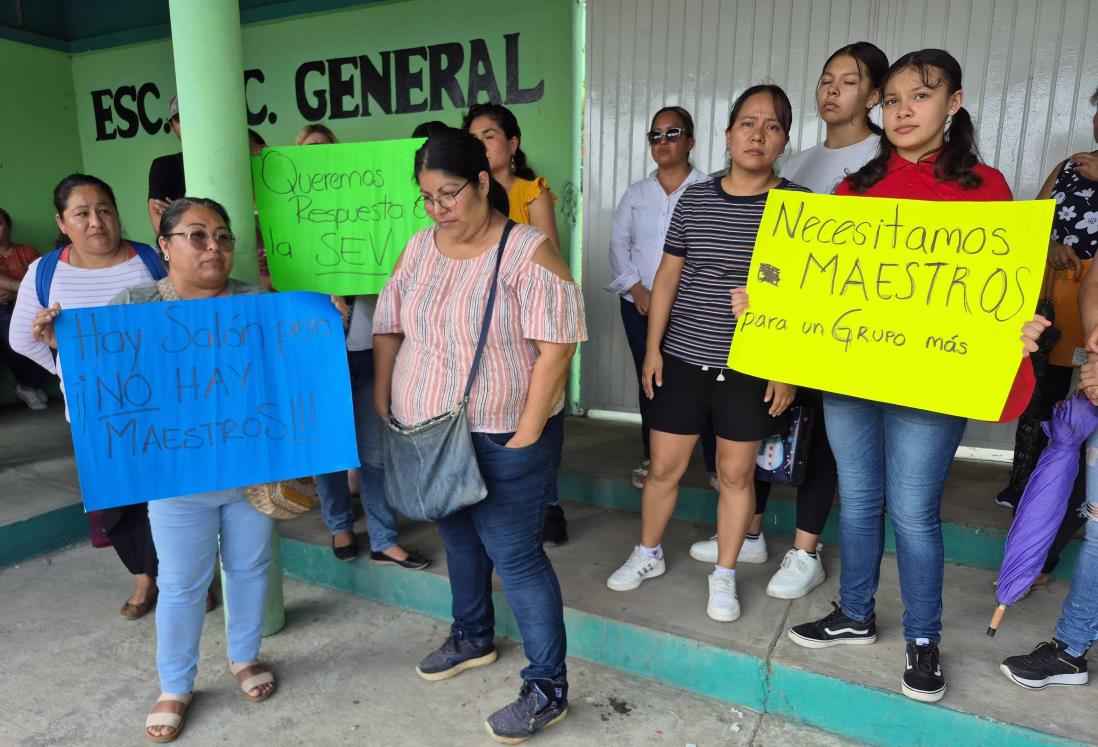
top-left (607, 85), bottom-right (808, 623)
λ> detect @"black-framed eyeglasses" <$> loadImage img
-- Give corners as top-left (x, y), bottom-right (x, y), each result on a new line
top-left (647, 127), bottom-right (685, 144)
top-left (418, 180), bottom-right (472, 210)
top-left (164, 230), bottom-right (237, 250)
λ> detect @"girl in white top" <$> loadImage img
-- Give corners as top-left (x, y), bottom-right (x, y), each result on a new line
top-left (726, 43), bottom-right (891, 602)
top-left (606, 106), bottom-right (715, 490)
top-left (781, 42), bottom-right (889, 195)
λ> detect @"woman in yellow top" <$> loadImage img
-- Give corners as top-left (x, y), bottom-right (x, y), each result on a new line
top-left (463, 103), bottom-right (560, 249)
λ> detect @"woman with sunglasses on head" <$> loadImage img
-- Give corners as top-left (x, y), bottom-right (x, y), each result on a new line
top-left (784, 49), bottom-right (1048, 704)
top-left (606, 86), bottom-right (807, 623)
top-left (694, 43), bottom-right (890, 601)
top-left (464, 103), bottom-right (568, 546)
top-left (606, 107), bottom-right (719, 496)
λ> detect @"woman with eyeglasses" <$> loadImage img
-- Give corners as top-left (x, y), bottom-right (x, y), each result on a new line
top-left (606, 86), bottom-right (806, 624)
top-left (373, 129), bottom-right (585, 742)
top-left (10, 174), bottom-right (172, 623)
top-left (607, 106), bottom-right (719, 493)
top-left (110, 198), bottom-right (275, 742)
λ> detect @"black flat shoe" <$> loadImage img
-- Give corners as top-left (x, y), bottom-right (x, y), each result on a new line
top-left (370, 550), bottom-right (429, 570)
top-left (332, 534), bottom-right (360, 562)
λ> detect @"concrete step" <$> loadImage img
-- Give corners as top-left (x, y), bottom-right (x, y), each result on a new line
top-left (281, 501), bottom-right (1090, 747)
top-left (0, 543), bottom-right (855, 746)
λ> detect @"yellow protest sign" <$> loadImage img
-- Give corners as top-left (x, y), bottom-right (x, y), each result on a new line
top-left (727, 190), bottom-right (1054, 420)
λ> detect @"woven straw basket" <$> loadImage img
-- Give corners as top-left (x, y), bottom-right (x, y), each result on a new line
top-left (245, 477), bottom-right (317, 520)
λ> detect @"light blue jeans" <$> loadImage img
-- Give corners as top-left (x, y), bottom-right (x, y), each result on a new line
top-left (823, 394), bottom-right (967, 643)
top-left (148, 488), bottom-right (275, 694)
top-left (317, 351), bottom-right (399, 552)
top-left (1056, 426), bottom-right (1098, 657)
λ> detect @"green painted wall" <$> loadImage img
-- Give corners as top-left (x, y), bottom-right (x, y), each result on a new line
top-left (69, 0), bottom-right (577, 256)
top-left (0, 38), bottom-right (84, 253)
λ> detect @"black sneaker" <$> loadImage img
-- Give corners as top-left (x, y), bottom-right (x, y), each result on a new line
top-left (1001, 640), bottom-right (1089, 689)
top-left (995, 486), bottom-right (1020, 509)
top-left (541, 504), bottom-right (568, 546)
top-left (902, 641), bottom-right (946, 702)
top-left (415, 632), bottom-right (498, 681)
top-left (788, 602), bottom-right (877, 648)
top-left (485, 679), bottom-right (568, 744)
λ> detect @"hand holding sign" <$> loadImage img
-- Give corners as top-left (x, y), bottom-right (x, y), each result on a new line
top-left (252, 139), bottom-right (433, 295)
top-left (728, 190), bottom-right (1054, 420)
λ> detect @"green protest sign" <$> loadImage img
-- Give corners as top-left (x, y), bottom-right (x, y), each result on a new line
top-left (251, 138), bottom-right (432, 294)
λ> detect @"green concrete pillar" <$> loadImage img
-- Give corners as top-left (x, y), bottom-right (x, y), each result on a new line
top-left (219, 525), bottom-right (285, 638)
top-left (168, 0), bottom-right (258, 284)
top-left (169, 0), bottom-right (283, 635)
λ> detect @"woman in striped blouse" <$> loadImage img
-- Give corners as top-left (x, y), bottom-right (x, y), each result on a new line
top-left (606, 86), bottom-right (806, 624)
top-left (373, 129), bottom-right (586, 743)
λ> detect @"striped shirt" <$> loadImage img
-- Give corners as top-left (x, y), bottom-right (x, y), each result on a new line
top-left (374, 223), bottom-right (587, 433)
top-left (9, 247), bottom-right (159, 412)
top-left (662, 177), bottom-right (810, 367)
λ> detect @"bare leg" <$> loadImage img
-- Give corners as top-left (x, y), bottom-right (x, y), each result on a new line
top-left (714, 438), bottom-right (762, 569)
top-left (640, 430), bottom-right (699, 549)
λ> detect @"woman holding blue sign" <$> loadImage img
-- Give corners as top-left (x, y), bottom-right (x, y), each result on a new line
top-left (373, 129), bottom-right (585, 743)
top-left (783, 49), bottom-right (1049, 704)
top-left (105, 198), bottom-right (277, 743)
top-left (606, 86), bottom-right (806, 624)
top-left (10, 174), bottom-right (171, 622)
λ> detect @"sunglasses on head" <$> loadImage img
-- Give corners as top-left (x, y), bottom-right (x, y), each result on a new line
top-left (647, 127), bottom-right (685, 144)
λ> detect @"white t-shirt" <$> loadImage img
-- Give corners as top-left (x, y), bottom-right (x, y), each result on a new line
top-left (780, 133), bottom-right (881, 194)
top-left (346, 295), bottom-right (376, 351)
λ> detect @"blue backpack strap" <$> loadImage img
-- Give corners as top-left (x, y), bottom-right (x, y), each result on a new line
top-left (34, 249), bottom-right (63, 308)
top-left (130, 241), bottom-right (167, 280)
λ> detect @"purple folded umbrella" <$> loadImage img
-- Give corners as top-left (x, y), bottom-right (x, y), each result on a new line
top-left (989, 392), bottom-right (1098, 635)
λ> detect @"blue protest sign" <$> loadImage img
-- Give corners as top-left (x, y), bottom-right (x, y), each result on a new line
top-left (54, 291), bottom-right (358, 511)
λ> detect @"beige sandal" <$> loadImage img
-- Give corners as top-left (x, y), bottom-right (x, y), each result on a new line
top-left (145, 692), bottom-right (191, 743)
top-left (230, 660), bottom-right (276, 703)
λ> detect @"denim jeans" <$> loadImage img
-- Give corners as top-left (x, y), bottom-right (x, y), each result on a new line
top-left (620, 297), bottom-right (716, 470)
top-left (823, 394), bottom-right (966, 643)
top-left (316, 351), bottom-right (399, 552)
top-left (435, 411), bottom-right (567, 683)
top-left (1055, 426), bottom-right (1098, 657)
top-left (148, 488), bottom-right (275, 694)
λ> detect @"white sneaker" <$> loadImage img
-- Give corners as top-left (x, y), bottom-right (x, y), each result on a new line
top-left (607, 545), bottom-right (666, 591)
top-left (14, 385), bottom-right (47, 411)
top-left (688, 532), bottom-right (768, 564)
top-left (766, 548), bottom-right (826, 599)
top-left (707, 572), bottom-right (740, 621)
top-left (631, 460), bottom-right (650, 490)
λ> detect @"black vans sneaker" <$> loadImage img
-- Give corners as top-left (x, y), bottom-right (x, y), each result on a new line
top-left (902, 641), bottom-right (946, 702)
top-left (788, 602), bottom-right (877, 648)
top-left (485, 679), bottom-right (568, 744)
top-left (415, 632), bottom-right (497, 681)
top-left (1001, 640), bottom-right (1089, 689)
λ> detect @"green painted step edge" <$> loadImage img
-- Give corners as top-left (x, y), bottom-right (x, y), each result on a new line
top-left (0, 503), bottom-right (87, 569)
top-left (280, 536), bottom-right (1080, 747)
top-left (558, 472), bottom-right (1080, 581)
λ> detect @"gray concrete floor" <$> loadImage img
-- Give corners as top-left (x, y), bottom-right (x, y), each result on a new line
top-left (0, 401), bottom-right (79, 524)
top-left (0, 544), bottom-right (853, 746)
top-left (282, 500), bottom-right (1095, 744)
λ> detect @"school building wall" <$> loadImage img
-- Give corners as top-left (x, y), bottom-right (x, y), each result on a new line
top-left (0, 38), bottom-right (84, 252)
top-left (67, 0), bottom-right (576, 257)
top-left (579, 0), bottom-right (1098, 452)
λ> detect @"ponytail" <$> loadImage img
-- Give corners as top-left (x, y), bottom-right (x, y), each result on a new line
top-left (845, 49), bottom-right (983, 193)
top-left (935, 106), bottom-right (981, 189)
top-left (487, 178), bottom-right (510, 216)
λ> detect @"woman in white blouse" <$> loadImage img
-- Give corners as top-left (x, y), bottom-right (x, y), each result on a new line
top-left (607, 106), bottom-right (713, 491)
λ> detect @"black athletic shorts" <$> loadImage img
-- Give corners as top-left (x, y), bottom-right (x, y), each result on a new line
top-left (646, 352), bottom-right (788, 442)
